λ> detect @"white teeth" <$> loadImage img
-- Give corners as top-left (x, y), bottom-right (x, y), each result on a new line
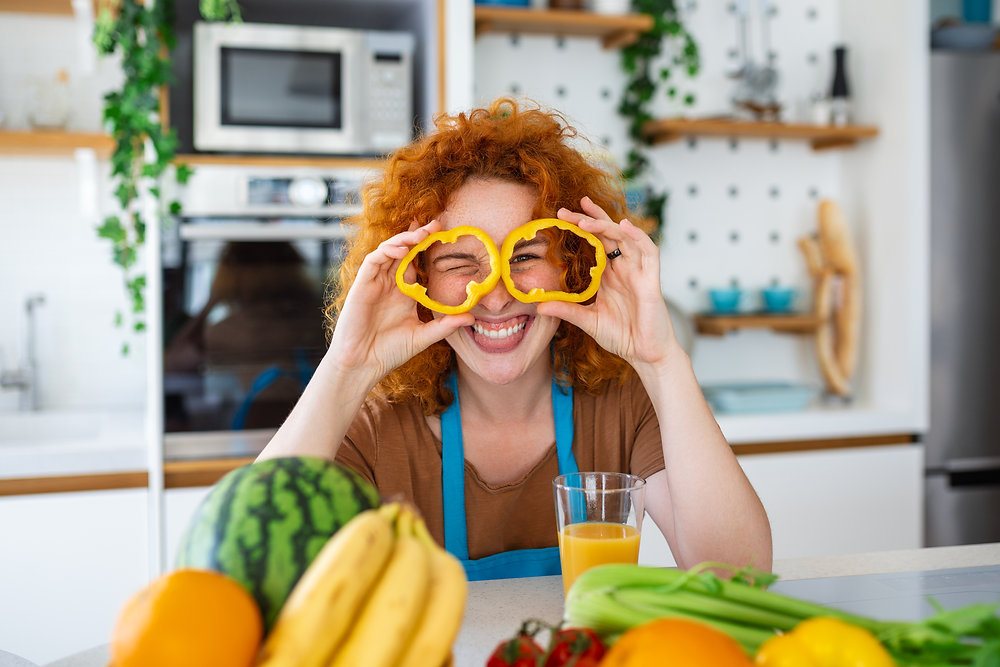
top-left (473, 321), bottom-right (526, 339)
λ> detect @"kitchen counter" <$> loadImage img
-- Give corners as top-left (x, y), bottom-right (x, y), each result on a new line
top-left (0, 409), bottom-right (917, 495)
top-left (454, 542), bottom-right (1000, 665)
top-left (33, 543), bottom-right (1000, 667)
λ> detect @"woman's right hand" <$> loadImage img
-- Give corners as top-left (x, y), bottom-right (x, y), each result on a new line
top-left (326, 220), bottom-right (473, 387)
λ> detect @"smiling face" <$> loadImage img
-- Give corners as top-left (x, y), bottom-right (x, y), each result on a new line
top-left (430, 177), bottom-right (561, 386)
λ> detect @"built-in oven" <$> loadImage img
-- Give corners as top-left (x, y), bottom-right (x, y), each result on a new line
top-left (162, 164), bottom-right (376, 441)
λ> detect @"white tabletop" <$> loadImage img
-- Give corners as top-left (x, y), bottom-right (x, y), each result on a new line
top-left (453, 542), bottom-right (1000, 666)
top-left (25, 543), bottom-right (1000, 667)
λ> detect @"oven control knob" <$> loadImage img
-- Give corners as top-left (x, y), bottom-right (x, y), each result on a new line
top-left (288, 177), bottom-right (328, 207)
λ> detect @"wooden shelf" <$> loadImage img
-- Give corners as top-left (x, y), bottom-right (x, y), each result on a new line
top-left (0, 129), bottom-right (113, 157)
top-left (0, 0), bottom-right (96, 14)
top-left (474, 6), bottom-right (652, 49)
top-left (173, 153), bottom-right (385, 169)
top-left (694, 313), bottom-right (824, 336)
top-left (642, 118), bottom-right (880, 151)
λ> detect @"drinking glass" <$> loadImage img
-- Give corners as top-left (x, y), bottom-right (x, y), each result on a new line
top-left (553, 471), bottom-right (646, 595)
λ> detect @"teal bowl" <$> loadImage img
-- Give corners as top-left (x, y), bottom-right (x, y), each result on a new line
top-left (761, 287), bottom-right (797, 313)
top-left (708, 288), bottom-right (742, 314)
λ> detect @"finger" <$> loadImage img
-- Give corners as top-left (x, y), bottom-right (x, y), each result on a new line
top-left (412, 313), bottom-right (474, 351)
top-left (358, 220), bottom-right (442, 281)
top-left (579, 196), bottom-right (614, 221)
top-left (536, 300), bottom-right (597, 334)
top-left (387, 219), bottom-right (442, 249)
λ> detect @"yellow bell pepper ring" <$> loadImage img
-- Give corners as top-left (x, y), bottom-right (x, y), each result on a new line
top-left (394, 225), bottom-right (501, 315)
top-left (499, 218), bottom-right (607, 304)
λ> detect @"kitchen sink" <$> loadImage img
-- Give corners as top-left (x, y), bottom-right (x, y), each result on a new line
top-left (0, 409), bottom-right (144, 449)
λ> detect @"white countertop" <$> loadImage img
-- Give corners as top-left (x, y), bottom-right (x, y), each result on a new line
top-left (0, 402), bottom-right (920, 482)
top-left (0, 409), bottom-right (146, 479)
top-left (453, 543), bottom-right (1000, 666)
top-left (22, 543), bottom-right (999, 667)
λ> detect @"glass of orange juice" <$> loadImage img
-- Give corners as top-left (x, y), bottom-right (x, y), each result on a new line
top-left (553, 472), bottom-right (646, 595)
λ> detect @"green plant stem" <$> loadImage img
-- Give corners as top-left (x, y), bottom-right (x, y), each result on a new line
top-left (93, 0), bottom-right (235, 354)
top-left (618, 0), bottom-right (700, 241)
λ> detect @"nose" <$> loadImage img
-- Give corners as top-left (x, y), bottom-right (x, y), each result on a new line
top-left (475, 277), bottom-right (516, 313)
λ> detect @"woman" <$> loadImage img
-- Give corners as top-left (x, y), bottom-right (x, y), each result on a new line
top-left (257, 98), bottom-right (772, 579)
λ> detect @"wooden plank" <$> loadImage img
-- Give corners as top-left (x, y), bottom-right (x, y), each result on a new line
top-left (0, 129), bottom-right (114, 157)
top-left (643, 118), bottom-right (879, 149)
top-left (0, 0), bottom-right (72, 14)
top-left (474, 6), bottom-right (651, 48)
top-left (0, 0), bottom-right (100, 14)
top-left (173, 153), bottom-right (385, 170)
top-left (694, 313), bottom-right (824, 336)
top-left (163, 457), bottom-right (256, 488)
top-left (0, 471), bottom-right (148, 497)
top-left (734, 433), bottom-right (919, 456)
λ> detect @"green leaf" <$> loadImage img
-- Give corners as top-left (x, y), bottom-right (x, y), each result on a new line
top-left (96, 216), bottom-right (126, 243)
top-left (175, 163), bottom-right (195, 184)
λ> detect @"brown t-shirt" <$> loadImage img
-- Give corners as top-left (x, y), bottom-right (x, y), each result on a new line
top-left (336, 372), bottom-right (664, 560)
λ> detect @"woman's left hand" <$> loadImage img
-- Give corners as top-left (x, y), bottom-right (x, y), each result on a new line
top-left (535, 197), bottom-right (679, 373)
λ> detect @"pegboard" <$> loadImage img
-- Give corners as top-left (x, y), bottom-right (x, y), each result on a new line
top-left (474, 1), bottom-right (854, 387)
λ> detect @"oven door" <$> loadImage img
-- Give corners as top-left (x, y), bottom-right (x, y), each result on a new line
top-left (193, 21), bottom-right (362, 154)
top-left (162, 219), bottom-right (347, 434)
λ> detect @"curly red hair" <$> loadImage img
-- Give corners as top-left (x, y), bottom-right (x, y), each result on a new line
top-left (327, 97), bottom-right (633, 414)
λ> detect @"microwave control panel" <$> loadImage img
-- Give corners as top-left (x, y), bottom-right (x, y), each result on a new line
top-left (364, 32), bottom-right (415, 151)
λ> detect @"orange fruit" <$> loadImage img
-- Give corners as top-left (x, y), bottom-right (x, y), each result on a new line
top-left (600, 618), bottom-right (754, 666)
top-left (110, 568), bottom-right (263, 667)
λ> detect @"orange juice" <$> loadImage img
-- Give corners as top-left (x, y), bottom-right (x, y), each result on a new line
top-left (558, 521), bottom-right (640, 594)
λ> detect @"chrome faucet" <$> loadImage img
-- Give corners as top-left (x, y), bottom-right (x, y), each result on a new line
top-left (1, 293), bottom-right (45, 411)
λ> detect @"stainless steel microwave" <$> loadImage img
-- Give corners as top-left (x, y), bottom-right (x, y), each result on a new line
top-left (193, 21), bottom-right (414, 155)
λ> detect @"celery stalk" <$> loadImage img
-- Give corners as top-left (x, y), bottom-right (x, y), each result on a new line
top-left (613, 588), bottom-right (803, 631)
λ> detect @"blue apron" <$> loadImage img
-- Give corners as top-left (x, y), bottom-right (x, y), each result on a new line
top-left (441, 372), bottom-right (579, 581)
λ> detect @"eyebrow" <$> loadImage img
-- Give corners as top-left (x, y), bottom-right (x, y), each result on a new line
top-left (512, 237), bottom-right (549, 253)
top-left (431, 251), bottom-right (482, 267)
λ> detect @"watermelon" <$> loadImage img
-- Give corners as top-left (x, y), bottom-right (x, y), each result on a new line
top-left (175, 456), bottom-right (380, 628)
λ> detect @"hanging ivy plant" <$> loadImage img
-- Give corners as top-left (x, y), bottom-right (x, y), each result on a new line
top-left (619, 0), bottom-right (700, 242)
top-left (92, 0), bottom-right (241, 355)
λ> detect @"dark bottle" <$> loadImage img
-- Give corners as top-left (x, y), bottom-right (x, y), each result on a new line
top-left (829, 45), bottom-right (851, 126)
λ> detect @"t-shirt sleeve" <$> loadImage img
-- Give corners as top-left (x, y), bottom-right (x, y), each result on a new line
top-left (626, 374), bottom-right (666, 480)
top-left (335, 400), bottom-right (378, 487)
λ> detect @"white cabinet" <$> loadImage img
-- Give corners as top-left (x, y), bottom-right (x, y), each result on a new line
top-left (638, 444), bottom-right (924, 568)
top-left (0, 489), bottom-right (148, 665)
top-left (740, 444), bottom-right (924, 559)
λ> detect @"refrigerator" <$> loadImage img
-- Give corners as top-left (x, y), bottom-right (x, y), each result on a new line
top-left (925, 51), bottom-right (1000, 546)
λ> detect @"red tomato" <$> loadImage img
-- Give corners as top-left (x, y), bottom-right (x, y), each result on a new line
top-left (486, 632), bottom-right (545, 667)
top-left (543, 627), bottom-right (606, 666)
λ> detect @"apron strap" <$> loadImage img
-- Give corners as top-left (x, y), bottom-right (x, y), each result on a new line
top-left (441, 372), bottom-right (578, 563)
top-left (441, 372), bottom-right (469, 560)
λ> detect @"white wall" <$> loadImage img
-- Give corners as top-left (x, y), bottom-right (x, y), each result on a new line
top-left (0, 14), bottom-right (144, 413)
top-left (470, 0), bottom-right (928, 437)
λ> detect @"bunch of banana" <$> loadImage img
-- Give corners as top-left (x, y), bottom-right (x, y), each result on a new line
top-left (255, 502), bottom-right (467, 667)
